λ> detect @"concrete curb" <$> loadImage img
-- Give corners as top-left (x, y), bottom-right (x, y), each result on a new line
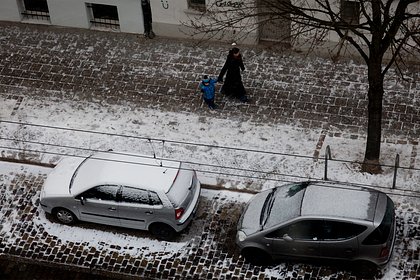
top-left (0, 157), bottom-right (258, 194)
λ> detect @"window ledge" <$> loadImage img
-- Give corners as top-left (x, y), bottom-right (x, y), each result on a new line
top-left (21, 18), bottom-right (51, 25)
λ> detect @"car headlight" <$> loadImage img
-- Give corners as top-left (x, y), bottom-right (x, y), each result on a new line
top-left (237, 230), bottom-right (247, 242)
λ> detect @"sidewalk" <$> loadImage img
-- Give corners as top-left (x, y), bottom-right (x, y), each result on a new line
top-left (0, 21), bottom-right (419, 192)
top-left (0, 21), bottom-right (419, 143)
top-left (0, 21), bottom-right (419, 280)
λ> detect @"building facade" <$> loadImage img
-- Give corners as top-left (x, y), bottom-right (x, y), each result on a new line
top-left (0, 0), bottom-right (418, 49)
top-left (0, 0), bottom-right (268, 44)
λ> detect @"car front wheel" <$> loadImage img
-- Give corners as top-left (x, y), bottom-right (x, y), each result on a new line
top-left (53, 208), bottom-right (77, 225)
top-left (149, 223), bottom-right (176, 241)
top-left (241, 248), bottom-right (273, 266)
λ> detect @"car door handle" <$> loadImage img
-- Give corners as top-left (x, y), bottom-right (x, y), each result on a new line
top-left (108, 207), bottom-right (117, 211)
top-left (145, 211), bottom-right (153, 215)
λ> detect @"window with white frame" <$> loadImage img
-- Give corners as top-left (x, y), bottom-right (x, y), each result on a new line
top-left (188, 0), bottom-right (206, 12)
top-left (21, 0), bottom-right (50, 21)
top-left (87, 3), bottom-right (120, 30)
top-left (340, 0), bottom-right (360, 25)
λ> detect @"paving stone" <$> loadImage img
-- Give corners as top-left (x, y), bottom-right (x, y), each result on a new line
top-left (1, 21), bottom-right (420, 280)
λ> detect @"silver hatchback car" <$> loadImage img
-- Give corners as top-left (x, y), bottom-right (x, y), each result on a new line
top-left (40, 151), bottom-right (201, 240)
top-left (236, 181), bottom-right (396, 277)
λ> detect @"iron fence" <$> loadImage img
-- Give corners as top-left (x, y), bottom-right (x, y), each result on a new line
top-left (323, 145), bottom-right (420, 192)
top-left (21, 10), bottom-right (50, 21)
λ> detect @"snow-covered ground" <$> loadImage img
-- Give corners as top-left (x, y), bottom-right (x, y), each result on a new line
top-left (1, 93), bottom-right (420, 279)
top-left (0, 156), bottom-right (419, 279)
top-left (0, 161), bottom-right (252, 257)
top-left (1, 93), bottom-right (419, 193)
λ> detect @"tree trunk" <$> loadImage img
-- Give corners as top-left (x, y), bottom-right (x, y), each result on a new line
top-left (362, 58), bottom-right (384, 174)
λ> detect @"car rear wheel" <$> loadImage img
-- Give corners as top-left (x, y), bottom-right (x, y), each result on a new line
top-left (149, 223), bottom-right (176, 241)
top-left (53, 208), bottom-right (77, 225)
top-left (352, 260), bottom-right (378, 278)
top-left (241, 248), bottom-right (272, 266)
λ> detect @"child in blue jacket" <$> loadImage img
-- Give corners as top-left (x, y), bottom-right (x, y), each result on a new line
top-left (199, 75), bottom-right (218, 109)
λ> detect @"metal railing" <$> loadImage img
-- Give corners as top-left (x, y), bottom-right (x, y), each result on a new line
top-left (0, 120), bottom-right (418, 193)
top-left (21, 10), bottom-right (50, 21)
top-left (90, 18), bottom-right (120, 30)
top-left (323, 145), bottom-right (420, 191)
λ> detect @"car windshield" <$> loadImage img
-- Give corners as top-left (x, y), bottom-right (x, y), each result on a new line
top-left (264, 182), bottom-right (308, 229)
top-left (260, 188), bottom-right (276, 227)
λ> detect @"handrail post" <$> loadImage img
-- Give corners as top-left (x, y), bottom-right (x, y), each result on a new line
top-left (324, 145), bottom-right (331, 180)
top-left (392, 154), bottom-right (399, 189)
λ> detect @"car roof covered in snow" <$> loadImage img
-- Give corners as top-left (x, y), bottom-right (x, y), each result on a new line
top-left (300, 183), bottom-right (378, 221)
top-left (265, 182), bottom-right (379, 228)
top-left (70, 152), bottom-right (181, 195)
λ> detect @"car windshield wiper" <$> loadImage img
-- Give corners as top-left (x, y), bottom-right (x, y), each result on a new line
top-left (259, 187), bottom-right (277, 230)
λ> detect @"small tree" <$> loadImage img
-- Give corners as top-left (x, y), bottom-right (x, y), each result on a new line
top-left (184, 0), bottom-right (420, 173)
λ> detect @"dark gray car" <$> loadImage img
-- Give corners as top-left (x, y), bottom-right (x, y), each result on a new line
top-left (236, 181), bottom-right (396, 277)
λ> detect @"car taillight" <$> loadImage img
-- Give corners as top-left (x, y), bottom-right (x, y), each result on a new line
top-left (380, 246), bottom-right (390, 258)
top-left (175, 208), bottom-right (184, 220)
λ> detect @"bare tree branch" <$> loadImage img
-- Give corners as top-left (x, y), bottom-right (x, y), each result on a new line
top-left (181, 0), bottom-right (420, 174)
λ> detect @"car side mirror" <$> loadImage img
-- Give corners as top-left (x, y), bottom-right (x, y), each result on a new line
top-left (283, 234), bottom-right (293, 242)
top-left (80, 196), bottom-right (86, 205)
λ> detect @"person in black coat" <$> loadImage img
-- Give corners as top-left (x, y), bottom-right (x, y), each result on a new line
top-left (217, 47), bottom-right (248, 102)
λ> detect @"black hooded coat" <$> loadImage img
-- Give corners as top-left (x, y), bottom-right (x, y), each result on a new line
top-left (218, 49), bottom-right (246, 98)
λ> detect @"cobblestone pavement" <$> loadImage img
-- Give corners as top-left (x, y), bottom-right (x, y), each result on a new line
top-left (0, 21), bottom-right (419, 144)
top-left (0, 255), bottom-right (119, 280)
top-left (0, 164), bottom-right (420, 279)
top-left (0, 21), bottom-right (420, 279)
